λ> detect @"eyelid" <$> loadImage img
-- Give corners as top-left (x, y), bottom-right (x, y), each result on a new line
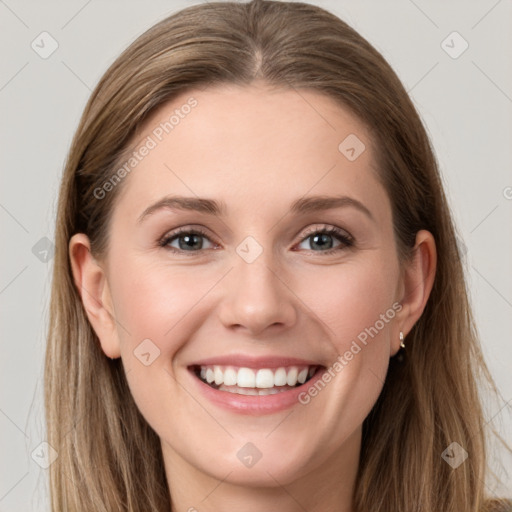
top-left (158, 225), bottom-right (216, 246)
top-left (294, 225), bottom-right (354, 254)
top-left (299, 224), bottom-right (352, 241)
top-left (159, 223), bottom-right (354, 254)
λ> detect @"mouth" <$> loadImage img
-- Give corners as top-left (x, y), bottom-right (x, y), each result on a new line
top-left (189, 364), bottom-right (323, 396)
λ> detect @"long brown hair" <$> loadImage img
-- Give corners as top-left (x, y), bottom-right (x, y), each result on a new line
top-left (45, 1), bottom-right (511, 510)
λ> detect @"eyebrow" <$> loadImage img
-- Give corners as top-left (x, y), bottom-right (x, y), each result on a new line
top-left (137, 194), bottom-right (375, 223)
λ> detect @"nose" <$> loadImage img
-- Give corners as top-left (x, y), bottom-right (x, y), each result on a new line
top-left (217, 253), bottom-right (297, 337)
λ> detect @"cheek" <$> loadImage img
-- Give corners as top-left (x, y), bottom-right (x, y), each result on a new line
top-left (109, 259), bottom-right (216, 436)
top-left (293, 260), bottom-right (397, 449)
top-left (109, 255), bottom-right (214, 349)
top-left (107, 254), bottom-right (228, 404)
top-left (294, 254), bottom-right (399, 356)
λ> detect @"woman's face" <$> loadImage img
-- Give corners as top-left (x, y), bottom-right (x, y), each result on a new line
top-left (72, 82), bottom-right (429, 493)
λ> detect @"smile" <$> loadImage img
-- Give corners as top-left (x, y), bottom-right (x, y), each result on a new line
top-left (192, 364), bottom-right (320, 395)
top-left (187, 355), bottom-right (327, 415)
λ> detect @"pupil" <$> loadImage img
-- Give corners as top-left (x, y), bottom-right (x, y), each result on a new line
top-left (179, 234), bottom-right (202, 250)
top-left (311, 233), bottom-right (333, 250)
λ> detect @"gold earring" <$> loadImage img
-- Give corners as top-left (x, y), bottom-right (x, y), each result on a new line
top-left (399, 331), bottom-right (405, 349)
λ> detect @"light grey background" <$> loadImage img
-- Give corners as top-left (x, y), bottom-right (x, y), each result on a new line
top-left (1, 0), bottom-right (511, 509)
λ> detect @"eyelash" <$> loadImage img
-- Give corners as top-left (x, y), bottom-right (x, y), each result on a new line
top-left (158, 225), bottom-right (354, 256)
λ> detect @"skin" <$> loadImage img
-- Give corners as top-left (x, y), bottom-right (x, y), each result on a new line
top-left (70, 82), bottom-right (436, 512)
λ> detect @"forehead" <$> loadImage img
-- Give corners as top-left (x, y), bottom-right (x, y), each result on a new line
top-left (111, 83), bottom-right (387, 225)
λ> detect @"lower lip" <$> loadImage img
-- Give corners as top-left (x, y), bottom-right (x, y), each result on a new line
top-left (188, 367), bottom-right (326, 415)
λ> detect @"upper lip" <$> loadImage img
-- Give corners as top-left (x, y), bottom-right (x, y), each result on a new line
top-left (188, 354), bottom-right (323, 369)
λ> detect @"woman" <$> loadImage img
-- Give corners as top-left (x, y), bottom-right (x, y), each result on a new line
top-left (45, 0), bottom-right (511, 510)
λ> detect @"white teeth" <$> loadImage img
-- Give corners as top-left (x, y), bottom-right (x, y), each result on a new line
top-left (297, 368), bottom-right (308, 384)
top-left (286, 367), bottom-right (298, 386)
top-left (214, 365), bottom-right (223, 385)
top-left (218, 385), bottom-right (289, 395)
top-left (223, 367), bottom-right (237, 386)
top-left (242, 387), bottom-right (259, 395)
top-left (237, 367), bottom-right (256, 388)
top-left (255, 369), bottom-right (274, 388)
top-left (274, 367), bottom-right (287, 386)
top-left (197, 364), bottom-right (317, 390)
top-left (259, 388), bottom-right (280, 395)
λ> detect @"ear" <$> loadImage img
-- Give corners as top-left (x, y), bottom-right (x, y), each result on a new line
top-left (391, 229), bottom-right (437, 356)
top-left (68, 233), bottom-right (121, 359)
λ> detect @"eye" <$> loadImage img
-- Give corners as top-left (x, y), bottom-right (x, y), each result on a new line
top-left (159, 227), bottom-right (217, 253)
top-left (295, 226), bottom-right (354, 255)
top-left (158, 225), bottom-right (354, 255)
